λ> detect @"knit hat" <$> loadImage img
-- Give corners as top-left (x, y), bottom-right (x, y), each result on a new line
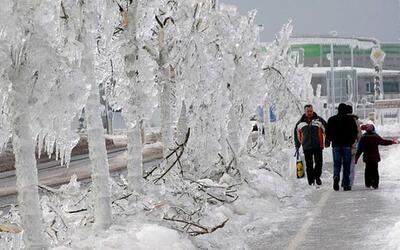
top-left (361, 124), bottom-right (375, 132)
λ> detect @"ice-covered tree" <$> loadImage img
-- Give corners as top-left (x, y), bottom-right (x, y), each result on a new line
top-left (176, 1), bottom-right (232, 176)
top-left (261, 22), bottom-right (315, 146)
top-left (106, 0), bottom-right (158, 194)
top-left (218, 6), bottom-right (265, 166)
top-left (142, 0), bottom-right (200, 158)
top-left (0, 0), bottom-right (89, 248)
top-left (178, 3), bottom-right (266, 177)
top-left (79, 0), bottom-right (122, 230)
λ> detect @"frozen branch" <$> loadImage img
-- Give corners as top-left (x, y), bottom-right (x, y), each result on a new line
top-left (65, 208), bottom-right (88, 214)
top-left (163, 216), bottom-right (229, 236)
top-left (151, 128), bottom-right (190, 183)
top-left (143, 43), bottom-right (158, 61)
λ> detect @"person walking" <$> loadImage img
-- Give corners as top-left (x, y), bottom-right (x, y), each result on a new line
top-left (326, 103), bottom-right (358, 191)
top-left (346, 105), bottom-right (362, 186)
top-left (294, 104), bottom-right (329, 186)
top-left (355, 124), bottom-right (398, 189)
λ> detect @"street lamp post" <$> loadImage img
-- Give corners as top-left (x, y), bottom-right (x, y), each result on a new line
top-left (329, 31), bottom-right (337, 115)
top-left (370, 46), bottom-right (385, 124)
top-left (370, 47), bottom-right (385, 101)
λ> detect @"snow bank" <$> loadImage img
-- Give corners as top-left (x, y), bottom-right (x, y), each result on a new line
top-left (52, 224), bottom-right (195, 250)
top-left (379, 144), bottom-right (400, 180)
top-left (136, 224), bottom-right (195, 250)
top-left (387, 221), bottom-right (400, 250)
top-left (375, 123), bottom-right (400, 138)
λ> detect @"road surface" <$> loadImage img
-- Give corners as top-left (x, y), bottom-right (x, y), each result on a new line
top-left (248, 161), bottom-right (400, 250)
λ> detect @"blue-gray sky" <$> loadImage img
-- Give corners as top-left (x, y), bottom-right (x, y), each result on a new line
top-left (222, 0), bottom-right (400, 42)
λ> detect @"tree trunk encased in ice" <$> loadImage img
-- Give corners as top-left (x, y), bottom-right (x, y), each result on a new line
top-left (9, 63), bottom-right (47, 249)
top-left (160, 78), bottom-right (174, 157)
top-left (6, 1), bottom-right (48, 248)
top-left (82, 0), bottom-right (112, 230)
top-left (157, 22), bottom-right (175, 158)
top-left (227, 72), bottom-right (240, 166)
top-left (122, 0), bottom-right (145, 194)
top-left (85, 83), bottom-right (112, 230)
top-left (227, 104), bottom-right (240, 166)
top-left (126, 121), bottom-right (144, 193)
top-left (11, 87), bottom-right (47, 250)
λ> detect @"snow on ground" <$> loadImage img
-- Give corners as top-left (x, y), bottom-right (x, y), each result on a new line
top-left (380, 144), bottom-right (400, 180)
top-left (3, 124), bottom-right (400, 249)
top-left (70, 126), bottom-right (398, 250)
top-left (374, 122), bottom-right (400, 181)
top-left (387, 221), bottom-right (400, 250)
top-left (51, 224), bottom-right (195, 250)
top-left (380, 135), bottom-right (400, 249)
top-left (370, 123), bottom-right (400, 249)
top-left (191, 151), bottom-right (318, 249)
top-left (43, 146), bottom-right (308, 250)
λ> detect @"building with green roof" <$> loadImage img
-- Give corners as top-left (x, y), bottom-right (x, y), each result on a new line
top-left (289, 43), bottom-right (400, 70)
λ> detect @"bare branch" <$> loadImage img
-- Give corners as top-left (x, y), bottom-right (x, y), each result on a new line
top-left (143, 163), bottom-right (160, 179)
top-left (263, 66), bottom-right (284, 79)
top-left (164, 217), bottom-right (229, 236)
top-left (155, 15), bottom-right (164, 28)
top-left (111, 193), bottom-right (133, 204)
top-left (60, 1), bottom-right (69, 20)
top-left (143, 44), bottom-right (158, 60)
top-left (65, 208), bottom-right (88, 214)
top-left (164, 17), bottom-right (175, 26)
top-left (154, 146), bottom-right (184, 183)
top-left (190, 218), bottom-right (229, 236)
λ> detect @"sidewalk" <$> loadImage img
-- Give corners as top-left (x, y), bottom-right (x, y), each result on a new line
top-left (246, 163), bottom-right (400, 250)
top-left (0, 142), bottom-right (163, 197)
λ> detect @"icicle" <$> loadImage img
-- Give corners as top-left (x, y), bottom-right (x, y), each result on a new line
top-left (176, 101), bottom-right (188, 145)
top-left (37, 134), bottom-right (44, 159)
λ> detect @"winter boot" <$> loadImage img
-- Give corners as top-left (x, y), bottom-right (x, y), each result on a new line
top-left (333, 176), bottom-right (339, 191)
top-left (371, 179), bottom-right (378, 189)
top-left (343, 186), bottom-right (351, 191)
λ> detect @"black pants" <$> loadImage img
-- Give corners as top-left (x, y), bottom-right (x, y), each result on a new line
top-left (365, 162), bottom-right (379, 188)
top-left (303, 148), bottom-right (323, 185)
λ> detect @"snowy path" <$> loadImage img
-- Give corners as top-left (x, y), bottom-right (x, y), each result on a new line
top-left (249, 163), bottom-right (400, 250)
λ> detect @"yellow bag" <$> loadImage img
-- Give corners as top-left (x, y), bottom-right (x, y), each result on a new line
top-left (296, 160), bottom-right (305, 178)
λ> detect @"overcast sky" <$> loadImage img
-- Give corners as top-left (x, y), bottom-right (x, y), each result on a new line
top-left (221, 0), bottom-right (400, 42)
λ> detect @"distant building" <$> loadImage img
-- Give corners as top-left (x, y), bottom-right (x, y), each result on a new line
top-left (306, 66), bottom-right (400, 102)
top-left (288, 38), bottom-right (399, 94)
top-left (290, 41), bottom-right (400, 70)
top-left (283, 36), bottom-right (400, 119)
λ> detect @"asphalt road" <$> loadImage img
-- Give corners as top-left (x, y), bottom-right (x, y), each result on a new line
top-left (0, 143), bottom-right (163, 199)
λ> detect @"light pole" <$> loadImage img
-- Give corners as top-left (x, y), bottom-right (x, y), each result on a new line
top-left (346, 74), bottom-right (355, 112)
top-left (370, 46), bottom-right (385, 124)
top-left (370, 47), bottom-right (385, 101)
top-left (330, 31), bottom-right (337, 115)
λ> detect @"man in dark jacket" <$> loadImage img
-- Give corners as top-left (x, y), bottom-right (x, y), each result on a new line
top-left (294, 104), bottom-right (329, 186)
top-left (326, 103), bottom-right (358, 191)
top-left (355, 124), bottom-right (398, 189)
